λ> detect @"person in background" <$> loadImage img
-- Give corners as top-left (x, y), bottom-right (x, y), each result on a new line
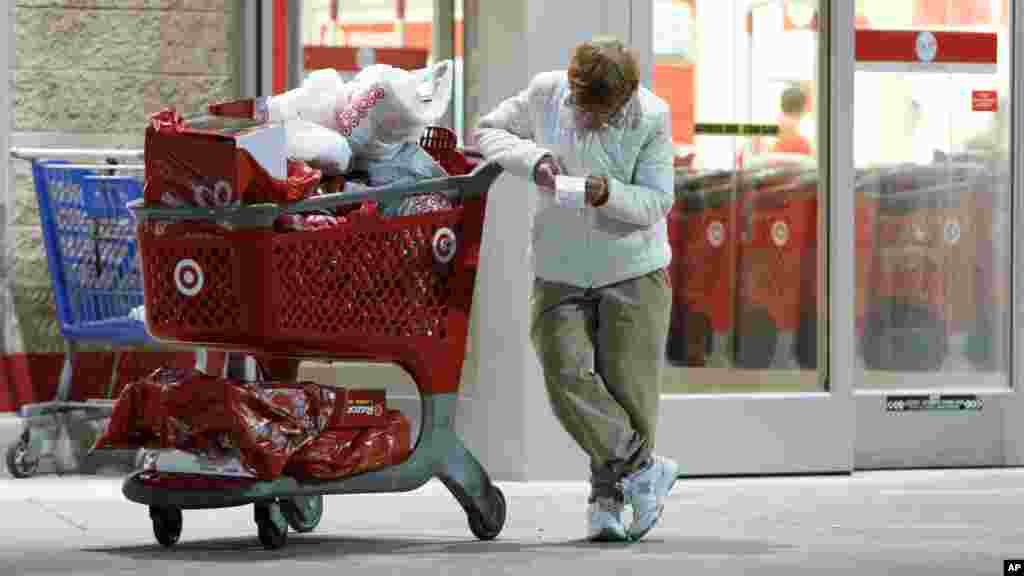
top-left (772, 84), bottom-right (813, 156)
top-left (473, 37), bottom-right (679, 543)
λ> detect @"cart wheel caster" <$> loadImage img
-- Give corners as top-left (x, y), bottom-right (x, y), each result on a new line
top-left (281, 494), bottom-right (324, 533)
top-left (255, 502), bottom-right (289, 550)
top-left (150, 507), bottom-right (183, 548)
top-left (734, 306), bottom-right (777, 370)
top-left (862, 298), bottom-right (947, 371)
top-left (6, 432), bottom-right (39, 479)
top-left (468, 485), bottom-right (506, 541)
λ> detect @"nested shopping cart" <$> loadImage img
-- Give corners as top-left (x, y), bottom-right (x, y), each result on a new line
top-left (122, 135), bottom-right (507, 550)
top-left (855, 161), bottom-right (997, 372)
top-left (6, 148), bottom-right (169, 477)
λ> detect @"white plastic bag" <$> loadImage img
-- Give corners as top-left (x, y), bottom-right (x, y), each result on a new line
top-left (268, 69), bottom-right (354, 127)
top-left (284, 119), bottom-right (353, 176)
top-left (338, 60), bottom-right (455, 158)
top-left (267, 61), bottom-right (454, 160)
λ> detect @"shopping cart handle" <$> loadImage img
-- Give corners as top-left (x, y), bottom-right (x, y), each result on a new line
top-left (127, 161), bottom-right (504, 229)
top-left (284, 160), bottom-right (504, 215)
top-left (10, 147), bottom-right (144, 161)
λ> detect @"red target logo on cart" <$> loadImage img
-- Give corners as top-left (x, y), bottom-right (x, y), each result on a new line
top-left (432, 227), bottom-right (458, 264)
top-left (771, 220), bottom-right (790, 247)
top-left (374, 404), bottom-right (384, 417)
top-left (944, 219), bottom-right (961, 245)
top-left (706, 221), bottom-right (726, 248)
top-left (174, 259), bottom-right (205, 297)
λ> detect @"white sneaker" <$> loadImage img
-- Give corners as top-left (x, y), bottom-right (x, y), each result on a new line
top-left (622, 455), bottom-right (679, 541)
top-left (587, 495), bottom-right (629, 542)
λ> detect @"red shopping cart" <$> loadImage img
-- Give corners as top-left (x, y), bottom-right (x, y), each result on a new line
top-left (121, 127), bottom-right (506, 550)
top-left (666, 170), bottom-right (742, 367)
top-left (734, 167), bottom-right (820, 370)
top-left (855, 162), bottom-right (991, 372)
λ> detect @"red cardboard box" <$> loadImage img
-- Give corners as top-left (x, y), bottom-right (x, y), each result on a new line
top-left (330, 389), bottom-right (388, 429)
top-left (144, 108), bottom-right (320, 208)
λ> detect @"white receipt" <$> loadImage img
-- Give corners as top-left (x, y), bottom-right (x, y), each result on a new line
top-left (555, 175), bottom-right (587, 209)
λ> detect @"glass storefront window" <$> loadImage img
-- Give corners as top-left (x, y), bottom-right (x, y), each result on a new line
top-left (656, 0), bottom-right (826, 394)
top-left (853, 0), bottom-right (1011, 388)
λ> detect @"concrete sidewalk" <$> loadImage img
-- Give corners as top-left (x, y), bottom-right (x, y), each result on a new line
top-left (0, 469), bottom-right (1021, 575)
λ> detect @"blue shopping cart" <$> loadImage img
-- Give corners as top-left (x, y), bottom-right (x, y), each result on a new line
top-left (5, 148), bottom-right (211, 477)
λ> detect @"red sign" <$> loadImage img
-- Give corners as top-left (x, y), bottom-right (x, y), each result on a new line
top-left (972, 90), bottom-right (999, 112)
top-left (856, 30), bottom-right (997, 65)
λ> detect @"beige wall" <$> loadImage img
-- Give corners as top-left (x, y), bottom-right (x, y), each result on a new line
top-left (8, 0), bottom-right (241, 354)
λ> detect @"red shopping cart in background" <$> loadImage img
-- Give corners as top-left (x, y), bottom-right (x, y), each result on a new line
top-left (855, 161), bottom-right (995, 372)
top-left (666, 170), bottom-right (741, 367)
top-left (666, 164), bottom-right (820, 371)
top-left (734, 167), bottom-right (820, 370)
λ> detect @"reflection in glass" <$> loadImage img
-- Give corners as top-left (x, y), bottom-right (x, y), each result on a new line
top-left (853, 0), bottom-right (1010, 389)
top-left (657, 0), bottom-right (824, 394)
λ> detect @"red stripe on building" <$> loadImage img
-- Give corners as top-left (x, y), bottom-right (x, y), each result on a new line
top-left (855, 30), bottom-right (998, 65)
top-left (304, 45), bottom-right (429, 72)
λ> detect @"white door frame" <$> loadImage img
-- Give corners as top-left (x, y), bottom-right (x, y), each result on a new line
top-left (1008, 0), bottom-right (1024, 468)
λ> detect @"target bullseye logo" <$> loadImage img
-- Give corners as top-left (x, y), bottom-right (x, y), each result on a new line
top-left (706, 221), bottom-right (725, 248)
top-left (944, 219), bottom-right (961, 245)
top-left (915, 31), bottom-right (938, 63)
top-left (174, 259), bottom-right (205, 297)
top-left (771, 220), bottom-right (790, 247)
top-left (432, 227), bottom-right (457, 264)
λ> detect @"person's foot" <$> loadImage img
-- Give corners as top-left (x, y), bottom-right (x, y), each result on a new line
top-left (621, 455), bottom-right (679, 541)
top-left (587, 494), bottom-right (629, 542)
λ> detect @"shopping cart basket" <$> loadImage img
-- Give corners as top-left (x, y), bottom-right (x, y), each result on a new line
top-left (5, 148), bottom-right (214, 478)
top-left (856, 162), bottom-right (990, 371)
top-left (122, 148), bottom-right (506, 549)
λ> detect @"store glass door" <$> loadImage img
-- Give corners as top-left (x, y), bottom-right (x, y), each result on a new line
top-left (851, 0), bottom-right (1024, 468)
top-left (650, 0), bottom-right (854, 475)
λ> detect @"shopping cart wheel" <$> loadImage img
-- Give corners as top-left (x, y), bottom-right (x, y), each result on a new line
top-left (795, 308), bottom-right (818, 370)
top-left (5, 430), bottom-right (39, 479)
top-left (150, 506), bottom-right (183, 548)
top-left (280, 494), bottom-right (324, 533)
top-left (255, 502), bottom-right (289, 550)
top-left (862, 298), bottom-right (947, 371)
top-left (734, 306), bottom-right (777, 370)
top-left (665, 305), bottom-right (689, 366)
top-left (965, 310), bottom-right (997, 370)
top-left (468, 485), bottom-right (506, 541)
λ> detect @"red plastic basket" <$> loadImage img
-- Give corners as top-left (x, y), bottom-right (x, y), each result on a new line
top-left (420, 126), bottom-right (470, 176)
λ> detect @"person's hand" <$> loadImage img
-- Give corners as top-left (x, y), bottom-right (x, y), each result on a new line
top-left (585, 175), bottom-right (609, 206)
top-left (534, 155), bottom-right (560, 190)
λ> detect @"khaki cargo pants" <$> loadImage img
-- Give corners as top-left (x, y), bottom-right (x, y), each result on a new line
top-left (530, 268), bottom-right (672, 490)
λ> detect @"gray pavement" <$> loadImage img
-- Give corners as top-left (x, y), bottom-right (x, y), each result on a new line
top-left (0, 469), bottom-right (1021, 575)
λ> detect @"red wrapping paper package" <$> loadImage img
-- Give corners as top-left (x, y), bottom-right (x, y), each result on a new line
top-left (93, 368), bottom-right (182, 449)
top-left (94, 368), bottom-right (336, 479)
top-left (286, 410), bottom-right (411, 481)
top-left (94, 367), bottom-right (411, 482)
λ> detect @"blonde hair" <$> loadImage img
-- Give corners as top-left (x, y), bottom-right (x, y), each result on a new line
top-left (568, 37), bottom-right (640, 117)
